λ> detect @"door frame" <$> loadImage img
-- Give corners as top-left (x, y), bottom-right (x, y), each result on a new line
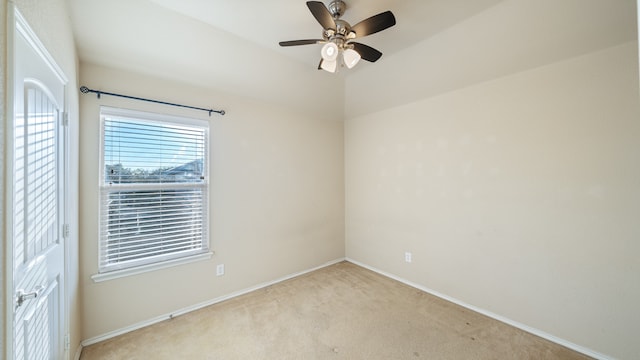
top-left (4, 5), bottom-right (70, 360)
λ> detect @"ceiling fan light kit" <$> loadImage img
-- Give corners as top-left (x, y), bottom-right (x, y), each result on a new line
top-left (343, 48), bottom-right (361, 69)
top-left (279, 0), bottom-right (396, 73)
top-left (320, 58), bottom-right (338, 72)
top-left (321, 42), bottom-right (339, 61)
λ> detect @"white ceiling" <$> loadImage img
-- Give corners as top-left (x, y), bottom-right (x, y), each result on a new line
top-left (67, 0), bottom-right (504, 75)
top-left (66, 0), bottom-right (638, 116)
top-left (144, 0), bottom-right (504, 64)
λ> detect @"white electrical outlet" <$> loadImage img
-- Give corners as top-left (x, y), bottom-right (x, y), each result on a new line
top-left (216, 264), bottom-right (225, 276)
top-left (405, 252), bottom-right (412, 263)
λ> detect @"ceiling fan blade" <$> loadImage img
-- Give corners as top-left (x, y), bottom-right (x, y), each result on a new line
top-left (279, 39), bottom-right (323, 47)
top-left (307, 1), bottom-right (336, 30)
top-left (351, 42), bottom-right (383, 62)
top-left (351, 11), bottom-right (396, 37)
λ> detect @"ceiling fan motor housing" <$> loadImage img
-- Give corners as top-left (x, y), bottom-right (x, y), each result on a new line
top-left (335, 19), bottom-right (352, 37)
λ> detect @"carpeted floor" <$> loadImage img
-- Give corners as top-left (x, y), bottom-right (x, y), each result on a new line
top-left (80, 261), bottom-right (591, 359)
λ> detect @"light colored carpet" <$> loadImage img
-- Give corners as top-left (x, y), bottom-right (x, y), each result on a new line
top-left (80, 261), bottom-right (591, 359)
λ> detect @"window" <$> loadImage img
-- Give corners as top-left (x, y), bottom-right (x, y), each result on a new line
top-left (98, 107), bottom-right (209, 274)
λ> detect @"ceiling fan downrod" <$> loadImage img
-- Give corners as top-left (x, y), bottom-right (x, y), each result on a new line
top-left (324, 1), bottom-right (353, 45)
top-left (328, 0), bottom-right (346, 18)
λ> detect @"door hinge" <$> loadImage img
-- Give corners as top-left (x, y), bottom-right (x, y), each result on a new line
top-left (62, 223), bottom-right (70, 239)
top-left (61, 112), bottom-right (69, 126)
top-left (65, 334), bottom-right (70, 350)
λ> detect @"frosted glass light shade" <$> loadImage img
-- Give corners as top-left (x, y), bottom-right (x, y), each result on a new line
top-left (321, 59), bottom-right (337, 73)
top-left (321, 42), bottom-right (339, 61)
top-left (343, 49), bottom-right (361, 69)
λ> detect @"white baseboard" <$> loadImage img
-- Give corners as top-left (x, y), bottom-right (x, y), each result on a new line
top-left (81, 257), bottom-right (346, 347)
top-left (81, 256), bottom-right (609, 359)
top-left (345, 258), bottom-right (612, 360)
top-left (73, 345), bottom-right (83, 360)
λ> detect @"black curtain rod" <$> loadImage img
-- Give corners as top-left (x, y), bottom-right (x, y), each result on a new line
top-left (79, 86), bottom-right (225, 116)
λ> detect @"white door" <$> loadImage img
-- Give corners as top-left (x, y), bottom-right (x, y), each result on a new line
top-left (8, 9), bottom-right (68, 360)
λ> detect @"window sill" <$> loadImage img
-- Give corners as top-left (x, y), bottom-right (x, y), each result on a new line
top-left (91, 252), bottom-right (214, 283)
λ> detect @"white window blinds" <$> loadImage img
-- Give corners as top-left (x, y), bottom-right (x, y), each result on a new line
top-left (99, 107), bottom-right (209, 273)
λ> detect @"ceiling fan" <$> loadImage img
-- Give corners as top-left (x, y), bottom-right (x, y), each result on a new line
top-left (279, 1), bottom-right (396, 73)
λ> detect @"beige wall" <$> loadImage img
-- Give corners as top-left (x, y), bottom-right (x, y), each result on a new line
top-left (3, 0), bottom-right (81, 357)
top-left (78, 63), bottom-right (345, 340)
top-left (345, 41), bottom-right (640, 359)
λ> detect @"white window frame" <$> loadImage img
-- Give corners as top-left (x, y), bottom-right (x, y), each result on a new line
top-left (93, 106), bottom-right (212, 282)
